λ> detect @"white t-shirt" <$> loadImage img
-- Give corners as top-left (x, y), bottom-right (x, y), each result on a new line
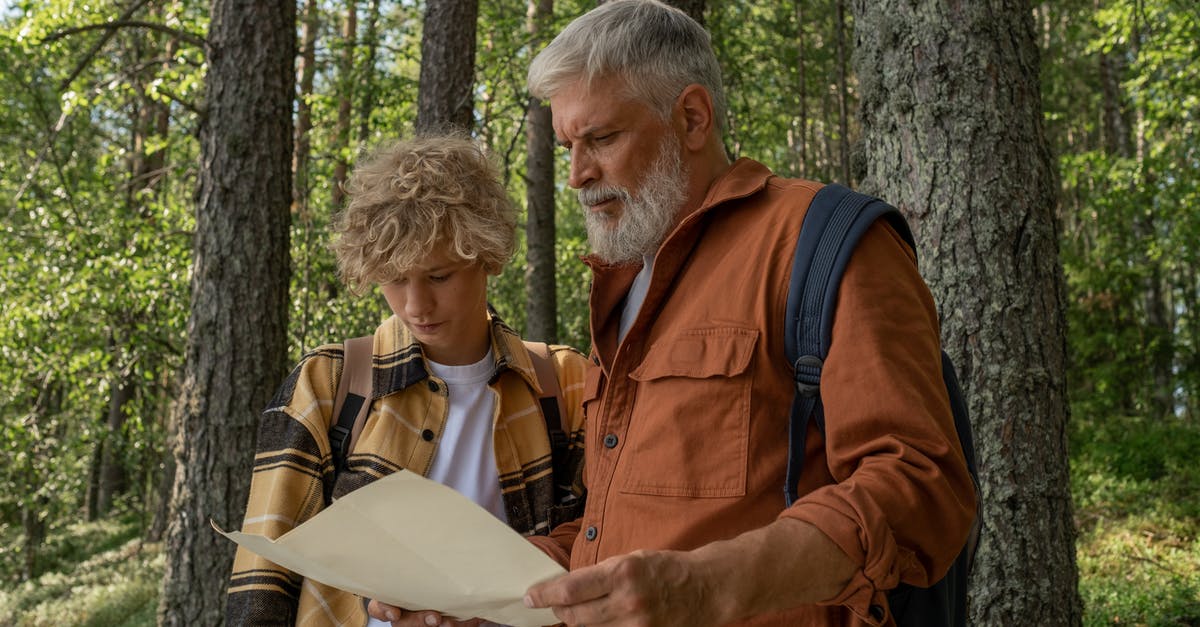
top-left (618, 254), bottom-right (656, 343)
top-left (423, 349), bottom-right (506, 523)
top-left (366, 349), bottom-right (504, 627)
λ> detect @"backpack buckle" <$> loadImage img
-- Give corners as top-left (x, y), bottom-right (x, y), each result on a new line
top-left (792, 355), bottom-right (823, 398)
top-left (330, 424), bottom-right (351, 468)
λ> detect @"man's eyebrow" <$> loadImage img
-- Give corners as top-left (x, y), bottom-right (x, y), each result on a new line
top-left (556, 125), bottom-right (607, 149)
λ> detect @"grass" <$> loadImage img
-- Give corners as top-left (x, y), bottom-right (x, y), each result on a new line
top-left (0, 517), bottom-right (162, 627)
top-left (0, 415), bottom-right (1196, 626)
top-left (1071, 414), bottom-right (1200, 626)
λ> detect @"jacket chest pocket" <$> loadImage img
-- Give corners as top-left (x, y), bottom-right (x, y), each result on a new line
top-left (618, 327), bottom-right (757, 498)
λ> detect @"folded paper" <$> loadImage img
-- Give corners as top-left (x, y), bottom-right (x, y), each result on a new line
top-left (213, 470), bottom-right (564, 626)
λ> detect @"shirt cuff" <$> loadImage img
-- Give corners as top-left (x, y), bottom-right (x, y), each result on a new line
top-left (527, 534), bottom-right (570, 569)
top-left (780, 500), bottom-right (900, 622)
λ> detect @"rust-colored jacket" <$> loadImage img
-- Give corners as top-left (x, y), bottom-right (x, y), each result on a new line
top-left (531, 159), bottom-right (975, 626)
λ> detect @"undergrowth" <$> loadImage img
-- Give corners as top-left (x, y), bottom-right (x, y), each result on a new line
top-left (1, 415), bottom-right (1196, 625)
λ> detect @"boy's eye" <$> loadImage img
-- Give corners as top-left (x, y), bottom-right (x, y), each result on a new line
top-left (429, 273), bottom-right (450, 283)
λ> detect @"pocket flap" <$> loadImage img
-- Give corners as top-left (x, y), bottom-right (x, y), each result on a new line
top-left (629, 327), bottom-right (758, 381)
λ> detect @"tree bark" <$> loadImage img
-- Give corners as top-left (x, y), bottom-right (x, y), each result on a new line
top-left (524, 0), bottom-right (557, 343)
top-left (294, 0), bottom-right (319, 213)
top-left (358, 0), bottom-right (382, 145)
top-left (791, 0), bottom-right (808, 177)
top-left (834, 0), bottom-right (851, 185)
top-left (97, 366), bottom-right (134, 515)
top-left (851, 1), bottom-right (1081, 624)
top-left (416, 0), bottom-right (478, 133)
top-left (157, 0), bottom-right (294, 623)
top-left (332, 1), bottom-right (357, 210)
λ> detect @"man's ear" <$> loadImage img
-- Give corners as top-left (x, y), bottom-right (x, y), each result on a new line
top-left (675, 83), bottom-right (715, 151)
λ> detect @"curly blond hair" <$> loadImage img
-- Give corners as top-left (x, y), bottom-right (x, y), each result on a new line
top-left (331, 135), bottom-right (518, 295)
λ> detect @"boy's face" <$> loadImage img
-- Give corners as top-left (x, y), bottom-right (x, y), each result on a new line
top-left (379, 250), bottom-right (491, 366)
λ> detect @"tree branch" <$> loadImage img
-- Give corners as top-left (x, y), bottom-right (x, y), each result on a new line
top-left (42, 20), bottom-right (208, 52)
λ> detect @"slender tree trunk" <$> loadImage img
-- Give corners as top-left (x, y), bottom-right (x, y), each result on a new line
top-left (97, 365), bottom-right (134, 515)
top-left (1127, 19), bottom-right (1173, 419)
top-left (525, 0), bottom-right (556, 343)
top-left (416, 0), bottom-right (478, 132)
top-left (157, 0), bottom-right (295, 623)
top-left (834, 0), bottom-right (851, 184)
top-left (358, 0), bottom-right (382, 145)
top-left (851, 1), bottom-right (1081, 624)
top-left (147, 383), bottom-right (178, 543)
top-left (295, 0), bottom-right (320, 352)
top-left (332, 1), bottom-right (357, 210)
top-left (294, 0), bottom-right (319, 213)
top-left (792, 0), bottom-right (808, 177)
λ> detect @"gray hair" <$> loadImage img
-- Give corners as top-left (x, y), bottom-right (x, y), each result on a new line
top-left (527, 0), bottom-right (726, 134)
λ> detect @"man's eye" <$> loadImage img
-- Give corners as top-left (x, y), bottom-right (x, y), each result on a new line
top-left (429, 274), bottom-right (450, 283)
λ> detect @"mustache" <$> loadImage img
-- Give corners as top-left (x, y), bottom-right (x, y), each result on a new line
top-left (578, 185), bottom-right (630, 207)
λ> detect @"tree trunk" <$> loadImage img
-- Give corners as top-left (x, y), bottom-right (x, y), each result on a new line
top-left (157, 0), bottom-right (295, 623)
top-left (295, 0), bottom-right (320, 351)
top-left (147, 386), bottom-right (178, 543)
top-left (97, 367), bottom-right (134, 515)
top-left (359, 0), bottom-right (382, 145)
top-left (332, 1), bottom-right (357, 210)
top-left (834, 0), bottom-right (851, 185)
top-left (294, 0), bottom-right (319, 213)
top-left (791, 0), bottom-right (808, 177)
top-left (851, 1), bottom-right (1081, 625)
top-left (524, 0), bottom-right (557, 343)
top-left (416, 0), bottom-right (478, 133)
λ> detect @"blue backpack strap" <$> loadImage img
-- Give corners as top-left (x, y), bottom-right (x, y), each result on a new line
top-left (783, 183), bottom-right (912, 506)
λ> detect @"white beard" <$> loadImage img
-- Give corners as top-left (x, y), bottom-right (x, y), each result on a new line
top-left (578, 134), bottom-right (688, 265)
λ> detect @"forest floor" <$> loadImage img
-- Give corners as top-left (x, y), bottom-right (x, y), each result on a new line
top-left (1, 415), bottom-right (1197, 626)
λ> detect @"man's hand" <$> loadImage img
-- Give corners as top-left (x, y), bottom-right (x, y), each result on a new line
top-left (522, 519), bottom-right (857, 626)
top-left (523, 549), bottom-right (731, 627)
top-left (365, 599), bottom-right (488, 627)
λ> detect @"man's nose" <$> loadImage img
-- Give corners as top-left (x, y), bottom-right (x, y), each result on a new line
top-left (566, 146), bottom-right (596, 189)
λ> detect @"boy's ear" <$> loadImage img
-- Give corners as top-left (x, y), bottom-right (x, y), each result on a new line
top-left (675, 83), bottom-right (715, 151)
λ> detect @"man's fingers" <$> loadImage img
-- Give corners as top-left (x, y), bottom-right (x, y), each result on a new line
top-left (527, 563), bottom-right (616, 609)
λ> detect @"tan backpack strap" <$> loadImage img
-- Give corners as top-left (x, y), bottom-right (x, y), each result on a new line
top-left (524, 340), bottom-right (574, 503)
top-left (523, 340), bottom-right (566, 431)
top-left (330, 335), bottom-right (374, 471)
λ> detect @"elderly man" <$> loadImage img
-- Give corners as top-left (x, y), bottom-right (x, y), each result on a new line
top-left (516, 2), bottom-right (976, 626)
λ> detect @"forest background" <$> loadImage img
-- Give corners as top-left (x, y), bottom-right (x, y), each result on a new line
top-left (0, 0), bottom-right (1197, 625)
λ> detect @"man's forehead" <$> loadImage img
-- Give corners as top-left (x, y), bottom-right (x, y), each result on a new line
top-left (550, 78), bottom-right (649, 138)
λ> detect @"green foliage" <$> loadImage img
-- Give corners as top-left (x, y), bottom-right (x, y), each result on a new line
top-left (0, 0), bottom-right (200, 559)
top-left (1072, 415), bottom-right (1200, 625)
top-left (0, 518), bottom-right (161, 626)
top-left (1044, 0), bottom-right (1200, 421)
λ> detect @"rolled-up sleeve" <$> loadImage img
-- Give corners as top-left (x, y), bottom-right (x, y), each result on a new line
top-left (778, 221), bottom-right (977, 618)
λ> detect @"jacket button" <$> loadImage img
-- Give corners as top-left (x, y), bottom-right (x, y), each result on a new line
top-left (421, 429), bottom-right (435, 442)
top-left (868, 603), bottom-right (886, 621)
top-left (427, 380), bottom-right (440, 393)
top-left (603, 434), bottom-right (618, 449)
top-left (584, 525), bottom-right (597, 541)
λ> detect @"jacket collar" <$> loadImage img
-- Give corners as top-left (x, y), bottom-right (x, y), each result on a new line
top-left (370, 312), bottom-right (541, 398)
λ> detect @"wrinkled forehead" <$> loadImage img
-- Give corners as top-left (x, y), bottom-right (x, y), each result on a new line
top-left (549, 75), bottom-right (659, 141)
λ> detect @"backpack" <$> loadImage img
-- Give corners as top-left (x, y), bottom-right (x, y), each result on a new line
top-left (783, 183), bottom-right (981, 627)
top-left (327, 336), bottom-right (572, 504)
